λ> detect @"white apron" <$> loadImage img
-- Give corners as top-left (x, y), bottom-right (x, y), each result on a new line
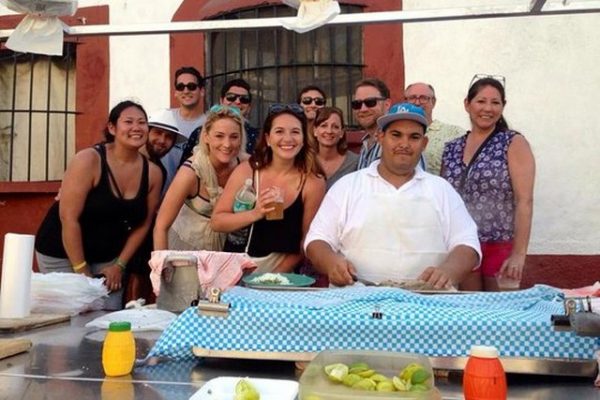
top-left (342, 188), bottom-right (448, 284)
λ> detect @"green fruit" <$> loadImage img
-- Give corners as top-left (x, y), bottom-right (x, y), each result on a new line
top-left (392, 376), bottom-right (411, 392)
top-left (348, 363), bottom-right (369, 375)
top-left (410, 383), bottom-right (430, 392)
top-left (234, 379), bottom-right (260, 400)
top-left (324, 363), bottom-right (348, 383)
top-left (370, 373), bottom-right (388, 383)
top-left (399, 363), bottom-right (422, 381)
top-left (352, 378), bottom-right (376, 391)
top-left (376, 381), bottom-right (395, 392)
top-left (410, 368), bottom-right (431, 384)
top-left (342, 373), bottom-right (362, 387)
top-left (357, 369), bottom-right (376, 378)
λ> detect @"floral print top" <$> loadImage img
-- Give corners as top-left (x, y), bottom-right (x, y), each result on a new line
top-left (441, 129), bottom-right (518, 243)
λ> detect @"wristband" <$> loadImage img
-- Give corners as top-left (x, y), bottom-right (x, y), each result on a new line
top-left (72, 261), bottom-right (87, 272)
top-left (114, 257), bottom-right (127, 272)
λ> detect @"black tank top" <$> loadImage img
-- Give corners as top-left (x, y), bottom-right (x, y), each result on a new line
top-left (247, 176), bottom-right (306, 257)
top-left (35, 144), bottom-right (149, 263)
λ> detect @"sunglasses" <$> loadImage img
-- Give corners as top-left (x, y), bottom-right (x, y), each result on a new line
top-left (301, 96), bottom-right (326, 106)
top-left (268, 103), bottom-right (305, 117)
top-left (224, 92), bottom-right (251, 105)
top-left (469, 74), bottom-right (506, 89)
top-left (175, 82), bottom-right (200, 91)
top-left (209, 104), bottom-right (242, 117)
top-left (351, 97), bottom-right (385, 110)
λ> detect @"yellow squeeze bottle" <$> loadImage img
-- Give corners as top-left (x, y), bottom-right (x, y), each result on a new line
top-left (102, 321), bottom-right (136, 377)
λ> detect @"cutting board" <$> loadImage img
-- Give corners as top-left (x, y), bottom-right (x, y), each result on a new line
top-left (0, 313), bottom-right (70, 333)
top-left (0, 338), bottom-right (32, 360)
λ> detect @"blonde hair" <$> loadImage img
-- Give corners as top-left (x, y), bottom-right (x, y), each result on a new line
top-left (190, 105), bottom-right (247, 205)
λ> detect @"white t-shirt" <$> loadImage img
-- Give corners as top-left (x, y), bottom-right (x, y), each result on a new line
top-left (161, 109), bottom-right (206, 190)
top-left (305, 160), bottom-right (481, 265)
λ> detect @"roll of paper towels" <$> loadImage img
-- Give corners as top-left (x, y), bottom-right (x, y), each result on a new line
top-left (0, 233), bottom-right (34, 318)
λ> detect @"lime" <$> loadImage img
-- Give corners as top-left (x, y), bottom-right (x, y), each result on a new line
top-left (410, 383), bottom-right (430, 392)
top-left (234, 379), bottom-right (260, 400)
top-left (324, 363), bottom-right (348, 383)
top-left (376, 381), bottom-right (395, 392)
top-left (342, 373), bottom-right (362, 387)
top-left (392, 376), bottom-right (411, 392)
top-left (352, 378), bottom-right (377, 391)
top-left (410, 368), bottom-right (431, 385)
top-left (356, 369), bottom-right (376, 378)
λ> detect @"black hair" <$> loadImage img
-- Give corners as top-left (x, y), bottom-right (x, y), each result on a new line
top-left (174, 66), bottom-right (205, 88)
top-left (220, 78), bottom-right (252, 102)
top-left (354, 78), bottom-right (390, 99)
top-left (103, 100), bottom-right (147, 143)
top-left (296, 85), bottom-right (327, 103)
top-left (467, 77), bottom-right (508, 131)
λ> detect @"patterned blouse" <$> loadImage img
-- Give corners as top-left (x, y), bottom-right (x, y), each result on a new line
top-left (441, 129), bottom-right (518, 243)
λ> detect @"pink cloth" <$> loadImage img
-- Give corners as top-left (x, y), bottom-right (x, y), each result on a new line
top-left (561, 282), bottom-right (600, 298)
top-left (148, 250), bottom-right (256, 296)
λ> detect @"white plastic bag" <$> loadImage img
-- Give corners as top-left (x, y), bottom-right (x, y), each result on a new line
top-left (30, 272), bottom-right (108, 316)
top-left (0, 0), bottom-right (78, 55)
top-left (85, 308), bottom-right (177, 332)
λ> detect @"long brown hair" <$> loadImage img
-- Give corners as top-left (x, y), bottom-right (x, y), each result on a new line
top-left (313, 107), bottom-right (348, 155)
top-left (250, 107), bottom-right (323, 177)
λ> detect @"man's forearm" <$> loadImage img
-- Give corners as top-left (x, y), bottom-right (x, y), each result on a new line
top-left (306, 240), bottom-right (337, 274)
top-left (439, 245), bottom-right (480, 285)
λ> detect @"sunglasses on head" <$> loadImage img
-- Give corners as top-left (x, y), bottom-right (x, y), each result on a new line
top-left (175, 82), bottom-right (200, 91)
top-left (469, 74), bottom-right (506, 90)
top-left (301, 96), bottom-right (326, 106)
top-left (351, 97), bottom-right (385, 110)
top-left (224, 92), bottom-right (251, 105)
top-left (209, 104), bottom-right (242, 117)
top-left (268, 103), bottom-right (305, 117)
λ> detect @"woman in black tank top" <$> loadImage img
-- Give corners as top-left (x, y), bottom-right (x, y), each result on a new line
top-left (212, 104), bottom-right (327, 273)
top-left (35, 101), bottom-right (163, 310)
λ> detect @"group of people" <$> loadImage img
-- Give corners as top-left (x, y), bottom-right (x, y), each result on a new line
top-left (33, 66), bottom-right (536, 310)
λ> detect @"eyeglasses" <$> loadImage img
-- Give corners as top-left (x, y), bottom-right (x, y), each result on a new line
top-left (469, 74), bottom-right (506, 89)
top-left (268, 103), bottom-right (305, 117)
top-left (301, 96), bottom-right (326, 106)
top-left (405, 95), bottom-right (434, 104)
top-left (175, 82), bottom-right (200, 91)
top-left (209, 104), bottom-right (242, 117)
top-left (224, 92), bottom-right (251, 105)
top-left (351, 97), bottom-right (385, 110)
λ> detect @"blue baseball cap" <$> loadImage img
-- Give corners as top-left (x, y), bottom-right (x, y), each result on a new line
top-left (377, 102), bottom-right (428, 131)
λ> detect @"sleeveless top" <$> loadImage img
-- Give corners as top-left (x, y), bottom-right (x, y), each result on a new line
top-left (167, 160), bottom-right (226, 251)
top-left (35, 144), bottom-right (149, 263)
top-left (246, 172), bottom-right (306, 257)
top-left (441, 129), bottom-right (517, 243)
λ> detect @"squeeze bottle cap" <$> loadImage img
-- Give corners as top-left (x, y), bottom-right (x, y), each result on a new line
top-left (108, 321), bottom-right (132, 332)
top-left (244, 178), bottom-right (252, 186)
top-left (469, 345), bottom-right (499, 359)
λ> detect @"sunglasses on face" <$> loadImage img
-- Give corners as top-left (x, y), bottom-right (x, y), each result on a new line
top-left (268, 103), bottom-right (305, 117)
top-left (224, 92), bottom-right (251, 105)
top-left (351, 97), bottom-right (385, 110)
top-left (301, 96), bottom-right (326, 106)
top-left (209, 104), bottom-right (242, 117)
top-left (175, 82), bottom-right (200, 91)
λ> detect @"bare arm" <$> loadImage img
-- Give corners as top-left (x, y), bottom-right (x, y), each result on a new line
top-left (500, 135), bottom-right (535, 280)
top-left (59, 149), bottom-right (100, 277)
top-left (100, 162), bottom-right (163, 291)
top-left (306, 240), bottom-right (356, 286)
top-left (419, 245), bottom-right (480, 289)
top-left (153, 165), bottom-right (198, 250)
top-left (211, 162), bottom-right (274, 233)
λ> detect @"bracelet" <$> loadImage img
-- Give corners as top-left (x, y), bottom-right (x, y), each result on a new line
top-left (72, 261), bottom-right (87, 272)
top-left (114, 257), bottom-right (127, 272)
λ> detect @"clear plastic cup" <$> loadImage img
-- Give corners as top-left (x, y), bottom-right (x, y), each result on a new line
top-left (265, 186), bottom-right (284, 220)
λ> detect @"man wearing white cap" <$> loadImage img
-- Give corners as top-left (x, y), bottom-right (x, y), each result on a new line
top-left (305, 103), bottom-right (481, 289)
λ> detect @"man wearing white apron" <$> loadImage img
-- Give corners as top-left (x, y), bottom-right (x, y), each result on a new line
top-left (305, 103), bottom-right (481, 289)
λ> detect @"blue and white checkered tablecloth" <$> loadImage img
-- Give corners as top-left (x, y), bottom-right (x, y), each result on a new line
top-left (148, 285), bottom-right (599, 361)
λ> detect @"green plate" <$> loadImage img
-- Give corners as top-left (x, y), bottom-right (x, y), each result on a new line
top-left (242, 273), bottom-right (316, 289)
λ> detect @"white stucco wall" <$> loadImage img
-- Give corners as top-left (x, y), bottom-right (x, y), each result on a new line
top-left (403, 1), bottom-right (600, 254)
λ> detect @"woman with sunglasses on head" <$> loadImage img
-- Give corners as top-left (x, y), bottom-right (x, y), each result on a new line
top-left (154, 105), bottom-right (247, 251)
top-left (313, 107), bottom-right (358, 190)
top-left (441, 76), bottom-right (535, 291)
top-left (297, 85), bottom-right (327, 133)
top-left (35, 100), bottom-right (163, 310)
top-left (212, 104), bottom-right (326, 272)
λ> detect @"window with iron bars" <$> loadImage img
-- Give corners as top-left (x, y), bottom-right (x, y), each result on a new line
top-left (205, 4), bottom-right (363, 130)
top-left (0, 43), bottom-right (77, 182)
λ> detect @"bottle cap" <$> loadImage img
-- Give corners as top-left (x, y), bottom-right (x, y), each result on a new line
top-left (108, 321), bottom-right (132, 332)
top-left (469, 345), bottom-right (499, 359)
top-left (244, 178), bottom-right (252, 186)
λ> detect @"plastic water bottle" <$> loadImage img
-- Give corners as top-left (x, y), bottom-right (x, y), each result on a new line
top-left (233, 178), bottom-right (256, 212)
top-left (102, 321), bottom-right (136, 377)
top-left (463, 345), bottom-right (507, 399)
